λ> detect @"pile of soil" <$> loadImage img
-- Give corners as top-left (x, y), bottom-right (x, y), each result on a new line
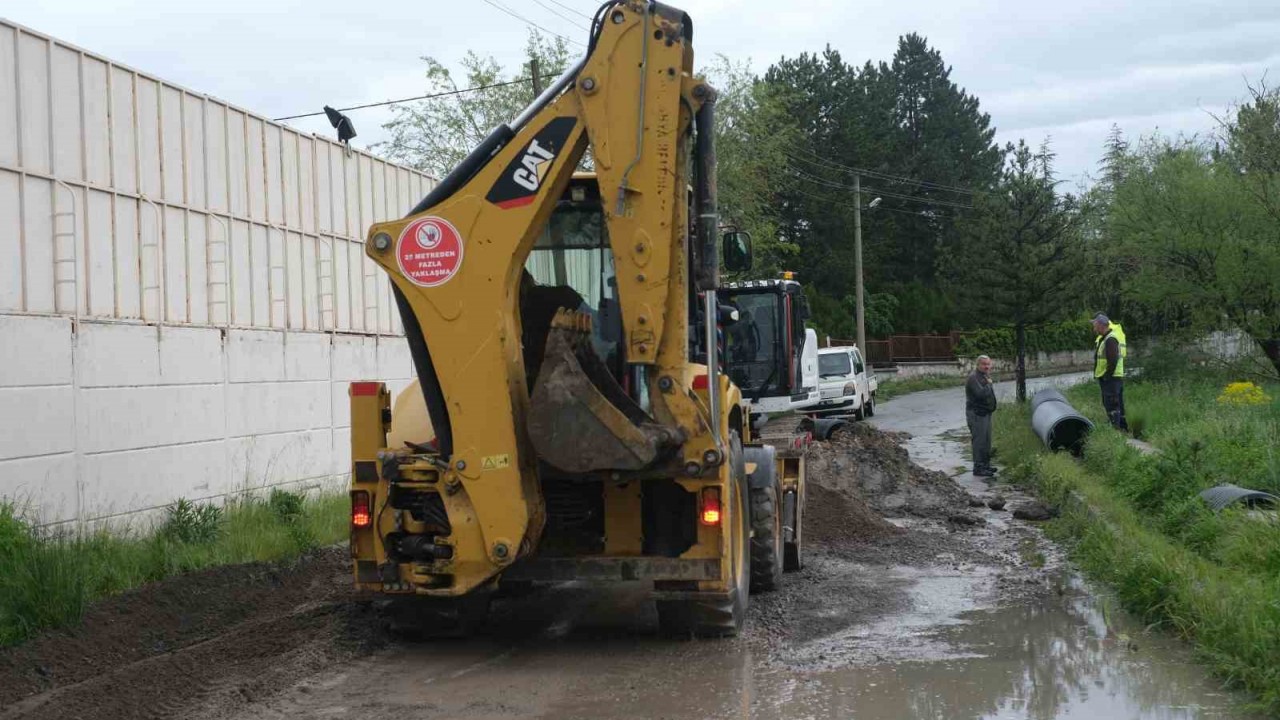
top-left (807, 423), bottom-right (974, 520)
top-left (804, 482), bottom-right (902, 546)
top-left (0, 547), bottom-right (385, 719)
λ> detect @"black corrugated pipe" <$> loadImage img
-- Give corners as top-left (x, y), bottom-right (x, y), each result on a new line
top-left (1030, 388), bottom-right (1093, 455)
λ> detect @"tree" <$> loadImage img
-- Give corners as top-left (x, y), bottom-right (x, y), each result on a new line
top-left (1108, 136), bottom-right (1280, 377)
top-left (378, 32), bottom-right (571, 178)
top-left (1224, 83), bottom-right (1280, 224)
top-left (705, 57), bottom-right (801, 277)
top-left (941, 140), bottom-right (1088, 401)
top-left (886, 34), bottom-right (1003, 286)
top-left (759, 37), bottom-right (1003, 333)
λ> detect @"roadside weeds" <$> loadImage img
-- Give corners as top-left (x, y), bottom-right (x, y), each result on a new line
top-left (0, 490), bottom-right (348, 647)
top-left (993, 379), bottom-right (1280, 715)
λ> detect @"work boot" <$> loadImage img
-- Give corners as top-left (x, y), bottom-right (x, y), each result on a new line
top-left (974, 466), bottom-right (997, 477)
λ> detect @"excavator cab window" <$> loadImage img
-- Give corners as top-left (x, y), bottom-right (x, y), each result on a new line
top-left (520, 179), bottom-right (624, 387)
top-left (720, 290), bottom-right (783, 397)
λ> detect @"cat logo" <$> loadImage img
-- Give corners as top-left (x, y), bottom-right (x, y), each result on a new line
top-left (513, 140), bottom-right (555, 192)
top-left (486, 116), bottom-right (577, 209)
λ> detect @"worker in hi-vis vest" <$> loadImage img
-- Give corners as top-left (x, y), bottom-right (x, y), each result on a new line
top-left (1091, 313), bottom-right (1128, 431)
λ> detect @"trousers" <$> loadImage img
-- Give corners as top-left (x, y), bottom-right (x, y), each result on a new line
top-left (1099, 377), bottom-right (1128, 431)
top-left (966, 410), bottom-right (993, 470)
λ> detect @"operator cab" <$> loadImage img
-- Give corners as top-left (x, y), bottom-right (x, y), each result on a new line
top-left (520, 176), bottom-right (625, 390)
top-left (717, 276), bottom-right (820, 418)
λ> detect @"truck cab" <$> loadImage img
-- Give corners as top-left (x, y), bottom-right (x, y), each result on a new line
top-left (718, 277), bottom-right (819, 418)
top-left (814, 345), bottom-right (877, 419)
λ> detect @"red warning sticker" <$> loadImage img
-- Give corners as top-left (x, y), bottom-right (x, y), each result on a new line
top-left (396, 216), bottom-right (464, 288)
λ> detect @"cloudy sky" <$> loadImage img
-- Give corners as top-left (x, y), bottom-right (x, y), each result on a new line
top-left (9, 0), bottom-right (1280, 187)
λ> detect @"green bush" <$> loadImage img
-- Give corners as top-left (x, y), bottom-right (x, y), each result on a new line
top-left (157, 498), bottom-right (223, 545)
top-left (1130, 341), bottom-right (1197, 385)
top-left (955, 318), bottom-right (1094, 359)
top-left (268, 489), bottom-right (306, 523)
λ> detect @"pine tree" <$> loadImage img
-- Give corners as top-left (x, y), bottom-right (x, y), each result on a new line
top-left (941, 140), bottom-right (1088, 401)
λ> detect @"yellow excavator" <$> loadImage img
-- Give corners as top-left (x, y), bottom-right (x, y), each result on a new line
top-left (347, 0), bottom-right (805, 637)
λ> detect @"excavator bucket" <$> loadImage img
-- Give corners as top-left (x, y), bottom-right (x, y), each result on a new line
top-left (527, 310), bottom-right (678, 473)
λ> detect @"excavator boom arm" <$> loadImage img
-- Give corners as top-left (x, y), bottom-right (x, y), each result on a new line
top-left (359, 1), bottom-right (723, 594)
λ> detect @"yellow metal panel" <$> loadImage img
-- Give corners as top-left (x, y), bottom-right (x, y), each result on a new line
top-left (604, 481), bottom-right (643, 555)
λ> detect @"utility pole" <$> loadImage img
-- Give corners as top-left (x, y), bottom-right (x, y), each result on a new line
top-left (854, 173), bottom-right (866, 355)
top-left (530, 57), bottom-right (543, 97)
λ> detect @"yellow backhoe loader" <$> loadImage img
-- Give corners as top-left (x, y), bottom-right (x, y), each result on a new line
top-left (347, 0), bottom-right (807, 637)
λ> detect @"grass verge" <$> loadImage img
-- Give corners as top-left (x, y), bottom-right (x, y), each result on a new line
top-left (994, 375), bottom-right (1280, 713)
top-left (0, 489), bottom-right (348, 647)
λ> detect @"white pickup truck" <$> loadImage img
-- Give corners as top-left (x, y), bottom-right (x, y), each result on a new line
top-left (814, 345), bottom-right (878, 419)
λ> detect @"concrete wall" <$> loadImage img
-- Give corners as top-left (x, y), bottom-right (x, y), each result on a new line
top-left (0, 19), bottom-right (430, 526)
top-left (883, 350), bottom-right (1096, 381)
top-left (0, 315), bottom-right (415, 526)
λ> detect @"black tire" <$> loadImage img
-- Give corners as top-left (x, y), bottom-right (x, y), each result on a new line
top-left (865, 393), bottom-right (876, 417)
top-left (657, 435), bottom-right (749, 638)
top-left (852, 402), bottom-right (865, 421)
top-left (750, 484), bottom-right (784, 592)
top-left (784, 483), bottom-right (804, 572)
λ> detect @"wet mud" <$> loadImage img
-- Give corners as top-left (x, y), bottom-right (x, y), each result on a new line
top-left (0, 373), bottom-right (1258, 719)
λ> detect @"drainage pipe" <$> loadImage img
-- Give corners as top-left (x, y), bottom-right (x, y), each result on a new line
top-left (1030, 388), bottom-right (1093, 454)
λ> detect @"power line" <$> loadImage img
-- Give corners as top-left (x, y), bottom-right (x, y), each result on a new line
top-left (791, 166), bottom-right (974, 210)
top-left (481, 0), bottom-right (587, 47)
top-left (781, 185), bottom-right (957, 220)
top-left (789, 165), bottom-right (974, 210)
top-left (272, 77), bottom-right (535, 122)
top-left (786, 147), bottom-right (989, 197)
top-left (789, 147), bottom-right (983, 196)
top-left (862, 185), bottom-right (974, 210)
top-left (545, 0), bottom-right (594, 20)
top-left (531, 0), bottom-right (591, 30)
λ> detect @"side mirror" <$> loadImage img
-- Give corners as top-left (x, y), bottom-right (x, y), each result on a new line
top-left (722, 230), bottom-right (753, 272)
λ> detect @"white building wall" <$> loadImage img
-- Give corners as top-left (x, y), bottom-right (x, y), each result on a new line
top-left (0, 20), bottom-right (428, 525)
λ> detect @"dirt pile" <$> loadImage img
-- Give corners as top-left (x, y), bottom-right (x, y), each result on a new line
top-left (807, 423), bottom-right (974, 520)
top-left (804, 481), bottom-right (902, 546)
top-left (0, 547), bottom-right (385, 719)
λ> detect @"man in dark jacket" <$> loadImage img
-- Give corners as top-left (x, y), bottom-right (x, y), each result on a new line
top-left (966, 355), bottom-right (998, 476)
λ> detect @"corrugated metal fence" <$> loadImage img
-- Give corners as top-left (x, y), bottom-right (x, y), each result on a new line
top-left (0, 19), bottom-right (431, 526)
top-left (828, 333), bottom-right (968, 366)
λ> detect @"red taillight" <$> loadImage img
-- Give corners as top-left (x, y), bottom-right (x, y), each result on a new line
top-left (700, 487), bottom-right (722, 526)
top-left (692, 374), bottom-right (709, 390)
top-left (351, 491), bottom-right (372, 528)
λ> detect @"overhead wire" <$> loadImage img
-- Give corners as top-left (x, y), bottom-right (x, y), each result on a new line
top-left (481, 0), bottom-right (587, 47)
top-left (785, 146), bottom-right (991, 197)
top-left (531, 0), bottom-right (591, 30)
top-left (545, 0), bottom-right (594, 20)
top-left (272, 77), bottom-right (535, 121)
top-left (782, 185), bottom-right (956, 219)
top-left (787, 164), bottom-right (975, 210)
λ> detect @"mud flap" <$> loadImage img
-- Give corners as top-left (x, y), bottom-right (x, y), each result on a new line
top-left (527, 310), bottom-right (678, 473)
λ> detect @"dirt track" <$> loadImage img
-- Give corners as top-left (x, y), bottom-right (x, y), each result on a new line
top-left (0, 377), bottom-right (1254, 719)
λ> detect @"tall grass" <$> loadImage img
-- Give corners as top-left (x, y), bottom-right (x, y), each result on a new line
top-left (995, 370), bottom-right (1280, 713)
top-left (0, 490), bottom-right (348, 647)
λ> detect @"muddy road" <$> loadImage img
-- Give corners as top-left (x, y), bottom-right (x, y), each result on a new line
top-left (1, 374), bottom-right (1256, 720)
